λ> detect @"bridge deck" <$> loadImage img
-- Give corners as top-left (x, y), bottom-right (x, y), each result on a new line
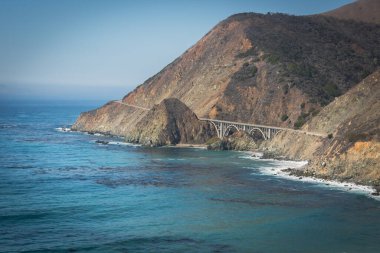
top-left (199, 118), bottom-right (326, 138)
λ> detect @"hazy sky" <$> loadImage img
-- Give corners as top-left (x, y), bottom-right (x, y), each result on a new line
top-left (0, 0), bottom-right (353, 101)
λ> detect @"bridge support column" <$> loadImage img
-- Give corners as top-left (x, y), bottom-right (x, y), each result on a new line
top-left (219, 122), bottom-right (223, 139)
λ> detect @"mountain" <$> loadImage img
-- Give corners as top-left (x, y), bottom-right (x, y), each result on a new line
top-left (265, 69), bottom-right (380, 185)
top-left (322, 0), bottom-right (380, 24)
top-left (73, 12), bottom-right (380, 136)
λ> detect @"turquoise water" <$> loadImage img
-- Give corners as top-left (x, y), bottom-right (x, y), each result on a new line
top-left (1, 101), bottom-right (380, 253)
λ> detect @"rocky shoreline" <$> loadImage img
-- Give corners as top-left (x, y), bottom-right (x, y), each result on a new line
top-left (240, 151), bottom-right (380, 199)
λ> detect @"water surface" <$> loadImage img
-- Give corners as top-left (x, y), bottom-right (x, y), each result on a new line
top-left (1, 101), bottom-right (379, 253)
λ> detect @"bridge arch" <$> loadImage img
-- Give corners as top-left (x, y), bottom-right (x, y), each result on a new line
top-left (223, 125), bottom-right (240, 137)
top-left (207, 120), bottom-right (220, 137)
top-left (274, 130), bottom-right (282, 137)
top-left (249, 128), bottom-right (267, 140)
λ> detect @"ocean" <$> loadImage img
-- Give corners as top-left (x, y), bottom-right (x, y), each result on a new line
top-left (1, 101), bottom-right (379, 253)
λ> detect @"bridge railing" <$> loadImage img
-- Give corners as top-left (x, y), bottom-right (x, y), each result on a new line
top-left (199, 118), bottom-right (327, 138)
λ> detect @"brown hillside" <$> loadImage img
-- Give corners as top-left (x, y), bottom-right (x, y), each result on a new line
top-left (265, 69), bottom-right (380, 185)
top-left (322, 0), bottom-right (380, 24)
top-left (73, 13), bottom-right (380, 137)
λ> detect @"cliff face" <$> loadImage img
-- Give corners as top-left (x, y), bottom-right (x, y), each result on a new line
top-left (125, 98), bottom-right (214, 146)
top-left (73, 12), bottom-right (380, 136)
top-left (264, 70), bottom-right (380, 185)
top-left (322, 0), bottom-right (380, 24)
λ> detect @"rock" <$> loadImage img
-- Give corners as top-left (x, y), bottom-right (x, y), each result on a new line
top-left (95, 140), bottom-right (109, 145)
top-left (206, 131), bottom-right (257, 151)
top-left (371, 192), bottom-right (379, 196)
top-left (126, 98), bottom-right (214, 147)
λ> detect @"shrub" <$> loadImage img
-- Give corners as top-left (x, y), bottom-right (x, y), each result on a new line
top-left (346, 132), bottom-right (369, 143)
top-left (294, 116), bottom-right (306, 129)
top-left (281, 114), bottom-right (288, 121)
top-left (311, 109), bottom-right (320, 116)
top-left (264, 54), bottom-right (280, 64)
top-left (232, 64), bottom-right (257, 81)
top-left (236, 47), bottom-right (256, 58)
top-left (294, 112), bottom-right (310, 129)
top-left (323, 83), bottom-right (341, 98)
top-left (327, 133), bottom-right (333, 139)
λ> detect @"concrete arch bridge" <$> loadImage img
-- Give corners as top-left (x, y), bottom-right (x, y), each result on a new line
top-left (199, 118), bottom-right (326, 140)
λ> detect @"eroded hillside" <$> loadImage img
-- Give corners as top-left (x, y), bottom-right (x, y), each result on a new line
top-left (264, 70), bottom-right (380, 185)
top-left (73, 12), bottom-right (380, 136)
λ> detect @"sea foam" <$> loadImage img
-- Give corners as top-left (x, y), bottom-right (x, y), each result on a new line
top-left (240, 152), bottom-right (380, 200)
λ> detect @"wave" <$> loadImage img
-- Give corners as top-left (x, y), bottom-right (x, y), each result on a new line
top-left (0, 123), bottom-right (17, 129)
top-left (240, 152), bottom-right (379, 200)
top-left (55, 127), bottom-right (72, 132)
top-left (90, 140), bottom-right (141, 147)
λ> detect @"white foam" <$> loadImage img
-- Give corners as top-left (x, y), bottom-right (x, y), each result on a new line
top-left (55, 127), bottom-right (72, 132)
top-left (240, 152), bottom-right (380, 200)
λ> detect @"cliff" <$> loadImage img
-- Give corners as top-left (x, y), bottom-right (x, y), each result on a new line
top-left (125, 98), bottom-right (213, 146)
top-left (264, 69), bottom-right (380, 185)
top-left (72, 12), bottom-right (380, 135)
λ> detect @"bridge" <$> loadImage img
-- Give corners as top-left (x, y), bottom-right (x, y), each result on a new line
top-left (199, 118), bottom-right (326, 140)
top-left (111, 100), bottom-right (326, 140)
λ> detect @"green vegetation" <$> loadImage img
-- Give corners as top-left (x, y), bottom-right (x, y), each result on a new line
top-left (293, 112), bottom-right (310, 129)
top-left (263, 54), bottom-right (280, 64)
top-left (281, 114), bottom-right (289, 121)
top-left (294, 117), bottom-right (306, 129)
top-left (286, 63), bottom-right (315, 79)
top-left (323, 83), bottom-right (341, 98)
top-left (232, 13), bottom-right (380, 105)
top-left (232, 64), bottom-right (258, 81)
top-left (236, 47), bottom-right (256, 58)
top-left (327, 133), bottom-right (333, 139)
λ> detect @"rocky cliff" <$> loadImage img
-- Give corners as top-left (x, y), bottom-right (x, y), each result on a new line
top-left (125, 98), bottom-right (213, 146)
top-left (264, 69), bottom-right (380, 185)
top-left (73, 11), bottom-right (380, 135)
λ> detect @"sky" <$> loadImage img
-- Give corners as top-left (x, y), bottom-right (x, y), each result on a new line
top-left (0, 0), bottom-right (353, 101)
